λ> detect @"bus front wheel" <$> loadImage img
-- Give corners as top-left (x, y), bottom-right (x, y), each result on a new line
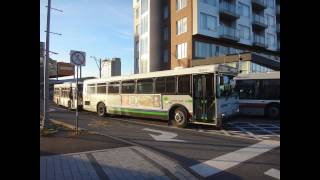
top-left (97, 103), bottom-right (106, 117)
top-left (172, 107), bottom-right (188, 128)
top-left (266, 104), bottom-right (280, 119)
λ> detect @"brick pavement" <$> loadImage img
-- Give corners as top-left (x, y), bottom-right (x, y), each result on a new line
top-left (40, 146), bottom-right (197, 180)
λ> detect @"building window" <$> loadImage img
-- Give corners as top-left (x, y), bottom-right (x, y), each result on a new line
top-left (176, 17), bottom-right (187, 35)
top-left (140, 37), bottom-right (148, 56)
top-left (200, 0), bottom-right (216, 7)
top-left (163, 27), bottom-right (169, 41)
top-left (163, 6), bottom-right (168, 19)
top-left (200, 13), bottom-right (217, 31)
top-left (195, 41), bottom-right (211, 58)
top-left (176, 42), bottom-right (187, 59)
top-left (267, 14), bottom-right (275, 27)
top-left (267, 33), bottom-right (275, 47)
top-left (141, 15), bottom-right (148, 35)
top-left (268, 0), bottom-right (275, 9)
top-left (141, 0), bottom-right (148, 14)
top-left (176, 0), bottom-right (187, 11)
top-left (139, 58), bottom-right (148, 73)
top-left (163, 49), bottom-right (169, 63)
top-left (238, 3), bottom-right (250, 18)
top-left (239, 25), bottom-right (250, 40)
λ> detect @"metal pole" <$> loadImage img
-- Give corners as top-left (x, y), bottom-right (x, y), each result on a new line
top-left (76, 65), bottom-right (79, 134)
top-left (42, 0), bottom-right (51, 129)
top-left (80, 66), bottom-right (82, 79)
top-left (99, 59), bottom-right (102, 78)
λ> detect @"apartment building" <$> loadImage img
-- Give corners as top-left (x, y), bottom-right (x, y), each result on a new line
top-left (101, 58), bottom-right (121, 78)
top-left (133, 0), bottom-right (280, 74)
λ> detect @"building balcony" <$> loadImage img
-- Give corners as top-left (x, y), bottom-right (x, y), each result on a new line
top-left (253, 34), bottom-right (267, 48)
top-left (277, 41), bottom-right (280, 51)
top-left (219, 26), bottom-right (240, 42)
top-left (277, 5), bottom-right (280, 15)
top-left (252, 0), bottom-right (267, 9)
top-left (252, 14), bottom-right (268, 29)
top-left (277, 24), bottom-right (280, 33)
top-left (219, 2), bottom-right (240, 20)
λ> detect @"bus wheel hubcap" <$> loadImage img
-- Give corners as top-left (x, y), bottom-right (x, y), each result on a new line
top-left (99, 107), bottom-right (104, 114)
top-left (175, 112), bottom-right (184, 123)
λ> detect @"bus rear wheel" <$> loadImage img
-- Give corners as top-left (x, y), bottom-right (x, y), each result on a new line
top-left (97, 103), bottom-right (106, 117)
top-left (172, 107), bottom-right (188, 128)
top-left (266, 104), bottom-right (280, 119)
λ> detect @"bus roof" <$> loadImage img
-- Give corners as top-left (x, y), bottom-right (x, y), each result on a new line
top-left (84, 64), bottom-right (238, 84)
top-left (54, 82), bottom-right (83, 88)
top-left (235, 71), bottom-right (280, 80)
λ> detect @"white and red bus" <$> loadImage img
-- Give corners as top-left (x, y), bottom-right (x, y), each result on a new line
top-left (235, 71), bottom-right (280, 118)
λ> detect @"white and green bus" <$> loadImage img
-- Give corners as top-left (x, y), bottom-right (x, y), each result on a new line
top-left (82, 64), bottom-right (239, 128)
top-left (53, 82), bottom-right (83, 110)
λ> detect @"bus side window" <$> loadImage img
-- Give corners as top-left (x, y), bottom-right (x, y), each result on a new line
top-left (97, 83), bottom-right (107, 94)
top-left (155, 77), bottom-right (166, 93)
top-left (178, 75), bottom-right (191, 95)
top-left (108, 82), bottom-right (120, 94)
top-left (165, 76), bottom-right (176, 94)
top-left (121, 80), bottom-right (135, 94)
top-left (137, 78), bottom-right (154, 94)
top-left (263, 79), bottom-right (280, 100)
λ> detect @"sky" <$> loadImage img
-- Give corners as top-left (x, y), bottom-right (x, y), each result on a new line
top-left (40, 0), bottom-right (134, 78)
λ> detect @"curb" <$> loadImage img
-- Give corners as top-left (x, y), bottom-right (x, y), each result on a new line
top-left (49, 119), bottom-right (86, 131)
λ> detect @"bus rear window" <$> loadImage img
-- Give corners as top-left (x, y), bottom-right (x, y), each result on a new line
top-left (87, 84), bottom-right (96, 94)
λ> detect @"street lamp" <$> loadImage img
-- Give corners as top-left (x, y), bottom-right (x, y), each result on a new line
top-left (90, 56), bottom-right (102, 78)
top-left (41, 0), bottom-right (52, 129)
top-left (41, 0), bottom-right (62, 129)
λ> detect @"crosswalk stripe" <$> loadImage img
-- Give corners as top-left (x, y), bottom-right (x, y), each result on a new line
top-left (190, 140), bottom-right (280, 178)
top-left (264, 168), bottom-right (280, 179)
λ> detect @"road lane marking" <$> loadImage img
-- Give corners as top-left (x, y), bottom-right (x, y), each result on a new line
top-left (264, 168), bottom-right (280, 179)
top-left (249, 123), bottom-right (280, 138)
top-left (143, 128), bottom-right (187, 142)
top-left (190, 140), bottom-right (280, 178)
top-left (48, 108), bottom-right (56, 112)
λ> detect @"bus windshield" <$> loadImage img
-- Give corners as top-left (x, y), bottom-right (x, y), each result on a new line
top-left (217, 75), bottom-right (236, 98)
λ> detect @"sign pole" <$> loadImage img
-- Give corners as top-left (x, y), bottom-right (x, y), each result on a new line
top-left (76, 65), bottom-right (79, 134)
top-left (70, 50), bottom-right (86, 135)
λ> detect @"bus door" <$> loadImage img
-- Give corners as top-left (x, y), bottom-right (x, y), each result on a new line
top-left (193, 74), bottom-right (215, 123)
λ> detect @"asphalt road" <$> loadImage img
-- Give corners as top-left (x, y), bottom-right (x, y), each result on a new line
top-left (44, 102), bottom-right (280, 180)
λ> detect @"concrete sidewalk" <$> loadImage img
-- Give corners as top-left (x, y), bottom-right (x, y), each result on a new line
top-left (40, 120), bottom-right (198, 180)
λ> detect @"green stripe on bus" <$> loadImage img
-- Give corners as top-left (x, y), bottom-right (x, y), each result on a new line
top-left (185, 100), bottom-right (192, 103)
top-left (109, 107), bottom-right (168, 116)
